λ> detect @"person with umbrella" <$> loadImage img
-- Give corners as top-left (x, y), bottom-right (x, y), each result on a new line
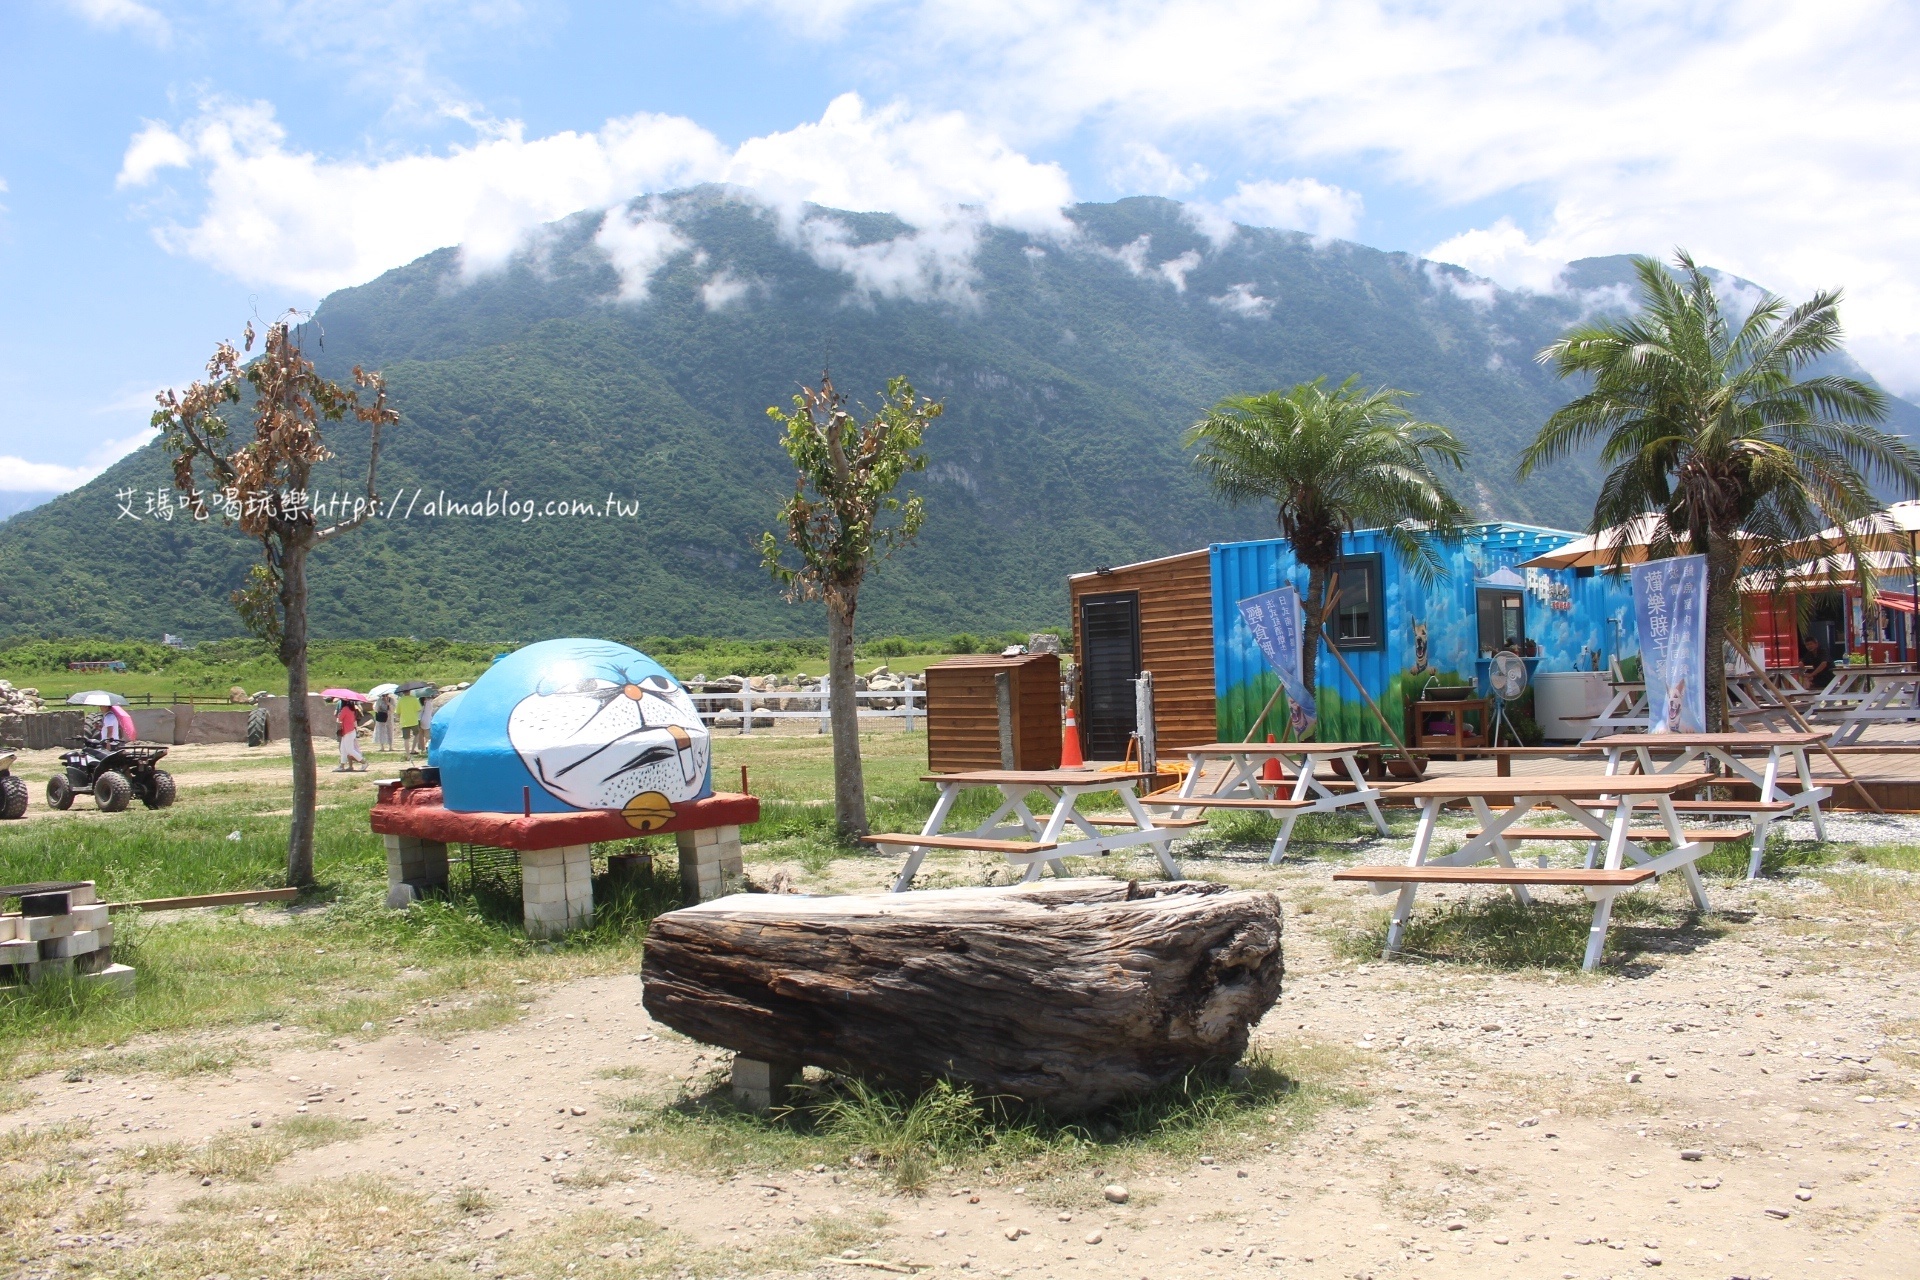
top-left (321, 688), bottom-right (369, 772)
top-left (367, 682), bottom-right (398, 753)
top-left (68, 690), bottom-right (134, 741)
top-left (394, 681), bottom-right (433, 758)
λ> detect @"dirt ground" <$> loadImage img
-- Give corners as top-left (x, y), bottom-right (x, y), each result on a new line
top-left (3, 838), bottom-right (1914, 1280)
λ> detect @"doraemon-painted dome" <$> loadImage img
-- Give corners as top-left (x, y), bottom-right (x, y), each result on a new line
top-left (435, 638), bottom-right (712, 829)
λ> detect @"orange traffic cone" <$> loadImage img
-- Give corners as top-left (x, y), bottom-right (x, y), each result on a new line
top-left (1061, 707), bottom-right (1085, 768)
top-left (1261, 732), bottom-right (1283, 782)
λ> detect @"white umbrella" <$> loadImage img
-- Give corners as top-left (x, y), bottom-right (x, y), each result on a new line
top-left (1518, 514), bottom-right (1753, 569)
top-left (367, 682), bottom-right (400, 698)
top-left (66, 690), bottom-right (126, 707)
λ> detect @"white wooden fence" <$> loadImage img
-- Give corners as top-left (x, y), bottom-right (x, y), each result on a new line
top-left (684, 679), bottom-right (921, 733)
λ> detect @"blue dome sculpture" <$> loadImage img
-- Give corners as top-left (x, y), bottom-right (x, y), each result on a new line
top-left (435, 639), bottom-right (713, 825)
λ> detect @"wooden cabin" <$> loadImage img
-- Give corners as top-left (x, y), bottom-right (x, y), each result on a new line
top-left (1067, 550), bottom-right (1217, 761)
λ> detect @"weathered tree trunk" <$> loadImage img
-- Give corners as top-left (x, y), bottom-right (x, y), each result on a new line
top-left (1706, 538), bottom-right (1739, 733)
top-left (1301, 560), bottom-right (1327, 738)
top-left (641, 879), bottom-right (1284, 1113)
top-left (825, 592), bottom-right (867, 837)
top-left (281, 542), bottom-right (317, 887)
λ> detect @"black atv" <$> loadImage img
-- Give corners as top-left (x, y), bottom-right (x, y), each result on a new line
top-left (0, 751), bottom-right (26, 820)
top-left (47, 738), bottom-right (176, 813)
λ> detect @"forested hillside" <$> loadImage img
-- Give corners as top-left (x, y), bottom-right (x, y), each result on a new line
top-left (3, 191), bottom-right (1911, 641)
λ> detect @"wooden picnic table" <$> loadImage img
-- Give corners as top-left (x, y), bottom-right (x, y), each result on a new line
top-left (1574, 680), bottom-right (1650, 740)
top-left (1148, 742), bottom-right (1388, 862)
top-left (1334, 772), bottom-right (1717, 971)
top-left (1802, 667), bottom-right (1920, 744)
top-left (867, 769), bottom-right (1182, 892)
top-left (1591, 731), bottom-right (1831, 877)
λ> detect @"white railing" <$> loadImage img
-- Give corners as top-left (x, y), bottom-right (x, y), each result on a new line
top-left (685, 679), bottom-right (921, 733)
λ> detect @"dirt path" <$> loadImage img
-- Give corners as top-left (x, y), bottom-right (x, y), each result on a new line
top-left (5, 863), bottom-right (1914, 1280)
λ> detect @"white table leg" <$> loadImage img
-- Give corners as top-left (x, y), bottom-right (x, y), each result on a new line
top-left (1748, 748), bottom-right (1783, 879)
top-left (892, 784), bottom-right (961, 892)
top-left (1793, 747), bottom-right (1828, 841)
top-left (1116, 785), bottom-right (1182, 879)
top-left (1470, 795), bottom-right (1531, 906)
top-left (1384, 799), bottom-right (1439, 958)
top-left (1582, 892), bottom-right (1616, 971)
top-left (1657, 794), bottom-right (1710, 911)
top-left (1345, 752), bottom-right (1390, 835)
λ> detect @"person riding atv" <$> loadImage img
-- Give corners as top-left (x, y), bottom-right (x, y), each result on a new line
top-left (47, 737), bottom-right (176, 812)
top-left (0, 752), bottom-right (26, 820)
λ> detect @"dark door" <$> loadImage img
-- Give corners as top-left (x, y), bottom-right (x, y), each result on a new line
top-left (1080, 592), bottom-right (1141, 761)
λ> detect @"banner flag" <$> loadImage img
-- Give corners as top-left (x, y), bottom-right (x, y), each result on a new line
top-left (1237, 587), bottom-right (1317, 726)
top-left (1631, 554), bottom-right (1708, 734)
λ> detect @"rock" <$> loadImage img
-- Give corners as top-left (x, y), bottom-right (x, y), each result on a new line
top-left (1764, 1207), bottom-right (1791, 1219)
top-left (229, 685), bottom-right (249, 703)
top-left (1028, 633), bottom-right (1063, 655)
top-left (1679, 1149), bottom-right (1704, 1161)
top-left (1083, 1231), bottom-right (1103, 1245)
top-left (1627, 1071), bottom-right (1644, 1083)
top-left (868, 664), bottom-right (890, 676)
top-left (1103, 1184), bottom-right (1129, 1204)
top-left (1794, 1189), bottom-right (1812, 1202)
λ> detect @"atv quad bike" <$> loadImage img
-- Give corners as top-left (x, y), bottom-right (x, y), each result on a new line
top-left (0, 752), bottom-right (26, 820)
top-left (48, 739), bottom-right (176, 813)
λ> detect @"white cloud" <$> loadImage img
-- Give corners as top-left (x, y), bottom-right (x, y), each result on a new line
top-left (728, 0), bottom-right (1920, 394)
top-left (121, 92), bottom-right (1074, 306)
top-left (0, 425), bottom-right (157, 493)
top-left (593, 202), bottom-right (694, 302)
top-left (1108, 141), bottom-right (1207, 197)
top-left (1210, 283), bottom-right (1273, 318)
top-left (1216, 178), bottom-right (1363, 240)
top-left (1107, 234), bottom-right (1151, 277)
top-left (66, 0), bottom-right (170, 44)
top-left (1425, 218), bottom-right (1567, 294)
top-left (700, 269), bottom-right (756, 311)
top-left (1157, 249), bottom-right (1201, 292)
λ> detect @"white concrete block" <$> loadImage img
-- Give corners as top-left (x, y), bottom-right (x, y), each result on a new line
top-left (0, 915), bottom-right (16, 942)
top-left (0, 939), bottom-right (37, 966)
top-left (41, 930), bottom-right (100, 960)
top-left (18, 915), bottom-right (73, 941)
top-left (69, 882), bottom-right (98, 907)
top-left (71, 904), bottom-right (109, 931)
top-left (80, 963), bottom-right (135, 996)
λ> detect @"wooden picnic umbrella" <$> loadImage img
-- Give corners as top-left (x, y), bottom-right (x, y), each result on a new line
top-left (1786, 500), bottom-right (1920, 625)
top-left (1518, 514), bottom-right (1757, 570)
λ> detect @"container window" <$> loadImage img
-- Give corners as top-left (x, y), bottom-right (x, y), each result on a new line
top-left (1477, 589), bottom-right (1527, 655)
top-left (1331, 554), bottom-right (1383, 650)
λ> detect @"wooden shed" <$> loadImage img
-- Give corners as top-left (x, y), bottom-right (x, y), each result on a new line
top-left (924, 654), bottom-right (1062, 773)
top-left (1068, 550), bottom-right (1217, 761)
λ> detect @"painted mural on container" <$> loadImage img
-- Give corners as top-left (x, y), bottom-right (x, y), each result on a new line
top-left (1211, 524), bottom-right (1639, 743)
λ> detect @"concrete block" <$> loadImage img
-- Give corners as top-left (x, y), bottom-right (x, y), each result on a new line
top-left (71, 904), bottom-right (109, 931)
top-left (731, 1057), bottom-right (800, 1112)
top-left (18, 915), bottom-right (72, 942)
top-left (69, 883), bottom-right (97, 907)
top-left (0, 939), bottom-right (37, 965)
top-left (79, 963), bottom-right (135, 997)
top-left (41, 930), bottom-right (100, 960)
top-left (26, 956), bottom-right (73, 983)
top-left (0, 915), bottom-right (15, 942)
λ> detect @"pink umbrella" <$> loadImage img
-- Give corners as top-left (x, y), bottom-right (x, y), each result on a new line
top-left (106, 705), bottom-right (135, 740)
top-left (319, 687), bottom-right (368, 702)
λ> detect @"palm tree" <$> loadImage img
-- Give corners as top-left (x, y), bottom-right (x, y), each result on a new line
top-left (1519, 250), bottom-right (1920, 729)
top-left (1184, 376), bottom-right (1471, 710)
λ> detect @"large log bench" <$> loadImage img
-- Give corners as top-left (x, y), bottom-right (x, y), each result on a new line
top-left (640, 879), bottom-right (1284, 1114)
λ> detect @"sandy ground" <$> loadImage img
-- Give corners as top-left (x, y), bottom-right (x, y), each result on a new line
top-left (4, 852), bottom-right (1914, 1280)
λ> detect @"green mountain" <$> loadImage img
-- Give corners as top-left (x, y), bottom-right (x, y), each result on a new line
top-left (3, 191), bottom-right (1913, 641)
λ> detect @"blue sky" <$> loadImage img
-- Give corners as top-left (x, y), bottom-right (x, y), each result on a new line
top-left (5, 1), bottom-right (1918, 497)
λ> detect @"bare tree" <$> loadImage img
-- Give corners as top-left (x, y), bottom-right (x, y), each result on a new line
top-left (154, 315), bottom-right (397, 885)
top-left (762, 373), bottom-right (940, 837)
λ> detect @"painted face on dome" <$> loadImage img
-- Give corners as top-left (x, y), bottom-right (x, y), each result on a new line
top-left (507, 665), bottom-right (711, 826)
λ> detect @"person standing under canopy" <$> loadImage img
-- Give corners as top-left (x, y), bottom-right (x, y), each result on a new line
top-left (335, 700), bottom-right (366, 773)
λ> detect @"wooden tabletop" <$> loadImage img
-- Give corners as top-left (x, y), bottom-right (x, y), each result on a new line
top-left (1382, 773), bottom-right (1716, 799)
top-left (1589, 732), bottom-right (1827, 749)
top-left (1180, 742), bottom-right (1378, 755)
top-left (922, 770), bottom-right (1152, 786)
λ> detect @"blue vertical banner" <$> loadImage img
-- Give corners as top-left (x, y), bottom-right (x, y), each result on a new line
top-left (1236, 587), bottom-right (1317, 730)
top-left (1631, 554), bottom-right (1708, 734)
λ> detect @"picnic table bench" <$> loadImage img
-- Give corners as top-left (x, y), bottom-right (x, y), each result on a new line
top-left (1333, 773), bottom-right (1716, 971)
top-left (1592, 731), bottom-right (1830, 878)
top-left (867, 769), bottom-right (1182, 892)
top-left (1154, 742), bottom-right (1389, 862)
